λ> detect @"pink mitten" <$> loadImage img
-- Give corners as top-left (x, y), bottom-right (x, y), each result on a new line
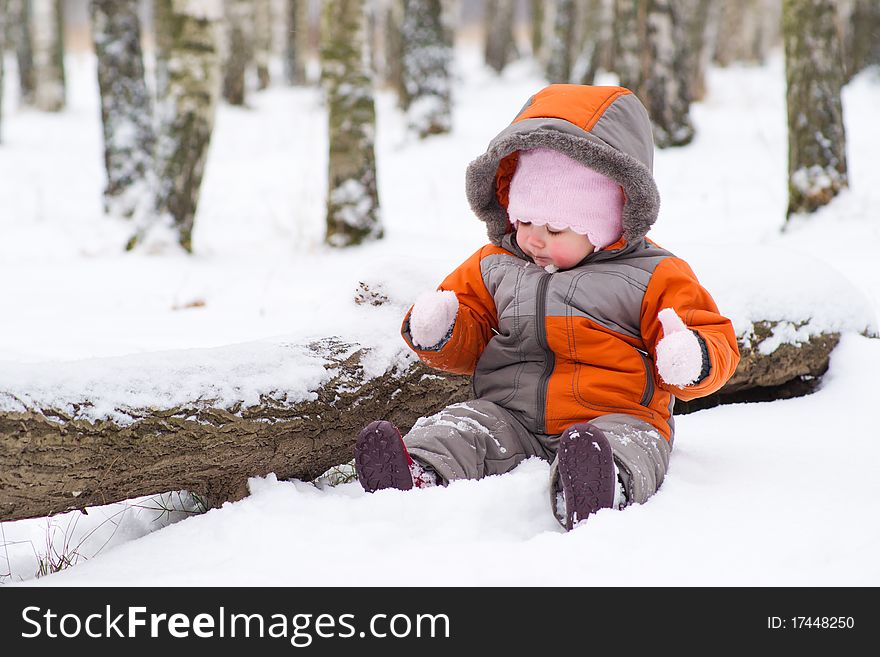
top-left (410, 290), bottom-right (459, 349)
top-left (655, 308), bottom-right (705, 387)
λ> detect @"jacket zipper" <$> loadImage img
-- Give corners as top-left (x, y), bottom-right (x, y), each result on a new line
top-left (535, 273), bottom-right (554, 433)
top-left (636, 347), bottom-right (655, 406)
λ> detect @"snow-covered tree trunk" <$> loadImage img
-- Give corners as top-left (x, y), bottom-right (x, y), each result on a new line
top-left (529, 0), bottom-right (544, 58)
top-left (0, 0), bottom-right (6, 143)
top-left (0, 326), bottom-right (843, 522)
top-left (843, 0), bottom-right (880, 81)
top-left (571, 0), bottom-right (605, 85)
top-left (253, 0), bottom-right (272, 89)
top-left (641, 0), bottom-right (694, 148)
top-left (384, 0), bottom-right (405, 96)
top-left (90, 0), bottom-right (156, 221)
top-left (10, 0), bottom-right (36, 106)
top-left (484, 0), bottom-right (517, 74)
top-left (152, 0), bottom-right (222, 253)
top-left (283, 0), bottom-right (309, 85)
top-left (399, 0), bottom-right (452, 137)
top-left (783, 0), bottom-right (848, 219)
top-left (321, 0), bottom-right (383, 247)
top-left (679, 0), bottom-right (720, 102)
top-left (31, 0), bottom-right (65, 111)
top-left (222, 0), bottom-right (255, 105)
top-left (546, 0), bottom-right (575, 83)
top-left (613, 0), bottom-right (643, 92)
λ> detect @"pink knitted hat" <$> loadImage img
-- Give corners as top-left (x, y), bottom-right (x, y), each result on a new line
top-left (507, 148), bottom-right (625, 249)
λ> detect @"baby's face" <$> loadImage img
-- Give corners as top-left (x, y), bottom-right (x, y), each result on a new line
top-left (515, 221), bottom-right (595, 270)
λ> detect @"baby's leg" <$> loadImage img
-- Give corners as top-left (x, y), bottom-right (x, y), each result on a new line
top-left (404, 400), bottom-right (548, 484)
top-left (585, 414), bottom-right (672, 505)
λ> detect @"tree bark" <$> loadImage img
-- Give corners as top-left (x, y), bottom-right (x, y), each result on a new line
top-left (10, 0), bottom-right (36, 106)
top-left (152, 0), bottom-right (222, 253)
top-left (546, 0), bottom-right (576, 83)
top-left (0, 328), bottom-right (847, 522)
top-left (640, 0), bottom-right (694, 148)
top-left (222, 0), bottom-right (255, 105)
top-left (253, 0), bottom-right (272, 89)
top-left (843, 0), bottom-right (880, 81)
top-left (529, 0), bottom-right (544, 59)
top-left (31, 0), bottom-right (65, 111)
top-left (571, 0), bottom-right (605, 85)
top-left (0, 0), bottom-right (7, 142)
top-left (612, 0), bottom-right (643, 92)
top-left (283, 0), bottom-right (309, 85)
top-left (321, 0), bottom-right (383, 247)
top-left (484, 0), bottom-right (517, 74)
top-left (399, 0), bottom-right (452, 137)
top-left (383, 0), bottom-right (405, 95)
top-left (90, 0), bottom-right (156, 220)
top-left (783, 0), bottom-right (848, 218)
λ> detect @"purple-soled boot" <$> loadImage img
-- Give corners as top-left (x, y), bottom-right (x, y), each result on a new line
top-left (557, 423), bottom-right (616, 530)
top-left (354, 420), bottom-right (414, 493)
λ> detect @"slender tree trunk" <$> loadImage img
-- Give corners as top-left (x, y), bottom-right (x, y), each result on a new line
top-left (10, 0), bottom-right (36, 106)
top-left (529, 0), bottom-right (544, 58)
top-left (680, 0), bottom-right (720, 102)
top-left (31, 0), bottom-right (65, 111)
top-left (571, 0), bottom-right (604, 85)
top-left (283, 0), bottom-right (309, 85)
top-left (254, 0), bottom-right (272, 89)
top-left (152, 0), bottom-right (222, 253)
top-left (784, 0), bottom-right (848, 219)
top-left (0, 0), bottom-right (7, 142)
top-left (400, 0), bottom-right (452, 137)
top-left (613, 0), bottom-right (643, 92)
top-left (384, 0), bottom-right (405, 95)
top-left (90, 0), bottom-right (156, 222)
top-left (321, 0), bottom-right (382, 247)
top-left (844, 0), bottom-right (880, 81)
top-left (642, 0), bottom-right (694, 148)
top-left (222, 0), bottom-right (254, 105)
top-left (546, 0), bottom-right (576, 83)
top-left (484, 0), bottom-right (517, 74)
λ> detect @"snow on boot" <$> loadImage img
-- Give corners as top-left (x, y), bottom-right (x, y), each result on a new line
top-left (354, 420), bottom-right (414, 492)
top-left (557, 423), bottom-right (616, 530)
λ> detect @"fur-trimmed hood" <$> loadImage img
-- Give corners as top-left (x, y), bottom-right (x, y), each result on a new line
top-left (465, 85), bottom-right (659, 247)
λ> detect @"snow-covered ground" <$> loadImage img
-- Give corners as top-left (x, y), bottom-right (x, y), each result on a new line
top-left (1, 47), bottom-right (879, 585)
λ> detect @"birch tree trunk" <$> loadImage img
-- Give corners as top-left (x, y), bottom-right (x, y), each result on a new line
top-left (0, 0), bottom-right (6, 142)
top-left (90, 0), bottom-right (156, 221)
top-left (613, 0), bottom-right (643, 92)
top-left (484, 0), bottom-right (517, 74)
top-left (31, 0), bottom-right (65, 111)
top-left (640, 0), bottom-right (694, 147)
top-left (222, 0), bottom-right (255, 105)
top-left (783, 0), bottom-right (848, 219)
top-left (283, 0), bottom-right (309, 85)
top-left (571, 0), bottom-right (605, 85)
top-left (254, 0), bottom-right (272, 89)
top-left (384, 0), bottom-right (405, 96)
top-left (679, 0), bottom-right (720, 102)
top-left (844, 0), bottom-right (880, 81)
top-left (321, 0), bottom-right (383, 247)
top-left (529, 0), bottom-right (544, 58)
top-left (546, 0), bottom-right (575, 83)
top-left (10, 0), bottom-right (36, 106)
top-left (152, 0), bottom-right (222, 253)
top-left (400, 0), bottom-right (452, 137)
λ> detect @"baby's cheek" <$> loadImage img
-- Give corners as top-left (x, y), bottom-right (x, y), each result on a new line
top-left (548, 242), bottom-right (581, 269)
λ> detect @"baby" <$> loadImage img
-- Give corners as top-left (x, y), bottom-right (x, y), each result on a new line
top-left (353, 84), bottom-right (740, 530)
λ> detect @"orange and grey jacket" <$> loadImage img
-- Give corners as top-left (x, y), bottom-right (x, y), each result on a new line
top-left (402, 85), bottom-right (740, 441)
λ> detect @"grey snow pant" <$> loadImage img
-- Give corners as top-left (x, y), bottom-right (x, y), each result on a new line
top-left (404, 400), bottom-right (672, 510)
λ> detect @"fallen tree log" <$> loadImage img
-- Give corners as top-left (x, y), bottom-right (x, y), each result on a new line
top-left (0, 326), bottom-right (844, 521)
